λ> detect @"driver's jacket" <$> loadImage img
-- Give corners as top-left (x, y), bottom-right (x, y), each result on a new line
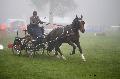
top-left (30, 16), bottom-right (43, 25)
top-left (28, 16), bottom-right (44, 40)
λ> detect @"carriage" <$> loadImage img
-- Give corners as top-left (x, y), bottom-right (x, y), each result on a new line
top-left (11, 15), bottom-right (86, 61)
top-left (12, 24), bottom-right (46, 57)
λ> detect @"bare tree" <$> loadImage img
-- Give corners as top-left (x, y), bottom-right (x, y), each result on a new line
top-left (31, 0), bottom-right (77, 17)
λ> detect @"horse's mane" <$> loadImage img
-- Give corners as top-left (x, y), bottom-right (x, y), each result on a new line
top-left (46, 17), bottom-right (80, 42)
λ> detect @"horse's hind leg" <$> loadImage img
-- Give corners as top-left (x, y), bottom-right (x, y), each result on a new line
top-left (68, 41), bottom-right (76, 55)
top-left (75, 42), bottom-right (86, 61)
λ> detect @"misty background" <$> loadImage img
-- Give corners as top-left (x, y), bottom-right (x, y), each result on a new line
top-left (0, 0), bottom-right (120, 25)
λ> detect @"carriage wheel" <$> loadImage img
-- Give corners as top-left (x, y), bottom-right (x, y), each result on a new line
top-left (35, 43), bottom-right (45, 55)
top-left (12, 44), bottom-right (21, 56)
top-left (26, 41), bottom-right (35, 57)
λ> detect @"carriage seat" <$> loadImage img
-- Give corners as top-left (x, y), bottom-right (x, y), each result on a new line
top-left (27, 24), bottom-right (44, 39)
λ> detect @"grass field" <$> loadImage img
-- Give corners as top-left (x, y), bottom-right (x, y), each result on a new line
top-left (0, 32), bottom-right (120, 79)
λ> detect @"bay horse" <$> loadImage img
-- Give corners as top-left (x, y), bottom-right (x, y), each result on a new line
top-left (46, 15), bottom-right (86, 61)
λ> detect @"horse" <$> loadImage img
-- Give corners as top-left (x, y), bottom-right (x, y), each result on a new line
top-left (46, 15), bottom-right (86, 61)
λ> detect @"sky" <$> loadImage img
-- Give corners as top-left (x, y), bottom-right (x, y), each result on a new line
top-left (0, 0), bottom-right (120, 25)
top-left (73, 0), bottom-right (120, 25)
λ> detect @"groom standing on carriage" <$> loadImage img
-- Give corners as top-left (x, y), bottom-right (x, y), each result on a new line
top-left (28, 11), bottom-right (45, 40)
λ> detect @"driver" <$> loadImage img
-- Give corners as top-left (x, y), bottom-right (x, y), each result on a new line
top-left (28, 11), bottom-right (45, 40)
top-left (30, 11), bottom-right (44, 26)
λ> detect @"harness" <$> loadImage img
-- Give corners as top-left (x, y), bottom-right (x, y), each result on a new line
top-left (48, 26), bottom-right (74, 43)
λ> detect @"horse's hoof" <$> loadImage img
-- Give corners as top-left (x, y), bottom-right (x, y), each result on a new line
top-left (83, 59), bottom-right (86, 62)
top-left (56, 55), bottom-right (60, 59)
top-left (81, 54), bottom-right (86, 62)
top-left (61, 55), bottom-right (66, 60)
top-left (70, 53), bottom-right (75, 55)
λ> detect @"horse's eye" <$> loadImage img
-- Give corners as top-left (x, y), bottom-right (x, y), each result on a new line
top-left (82, 21), bottom-right (85, 24)
top-left (84, 21), bottom-right (85, 24)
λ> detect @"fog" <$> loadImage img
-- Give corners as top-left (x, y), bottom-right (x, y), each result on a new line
top-left (0, 0), bottom-right (120, 25)
top-left (74, 0), bottom-right (120, 25)
top-left (0, 0), bottom-right (120, 48)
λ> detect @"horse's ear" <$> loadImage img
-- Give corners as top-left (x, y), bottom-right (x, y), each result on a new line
top-left (76, 15), bottom-right (78, 18)
top-left (81, 15), bottom-right (83, 19)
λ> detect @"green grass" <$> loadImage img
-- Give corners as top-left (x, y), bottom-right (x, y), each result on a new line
top-left (0, 33), bottom-right (120, 79)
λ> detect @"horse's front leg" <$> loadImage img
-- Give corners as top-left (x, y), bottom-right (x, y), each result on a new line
top-left (55, 47), bottom-right (66, 60)
top-left (54, 48), bottom-right (59, 58)
top-left (68, 41), bottom-right (76, 55)
top-left (75, 42), bottom-right (86, 61)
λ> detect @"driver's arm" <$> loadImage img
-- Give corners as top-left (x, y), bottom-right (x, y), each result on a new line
top-left (37, 16), bottom-right (45, 24)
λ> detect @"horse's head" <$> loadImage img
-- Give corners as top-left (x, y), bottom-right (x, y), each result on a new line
top-left (72, 15), bottom-right (85, 33)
